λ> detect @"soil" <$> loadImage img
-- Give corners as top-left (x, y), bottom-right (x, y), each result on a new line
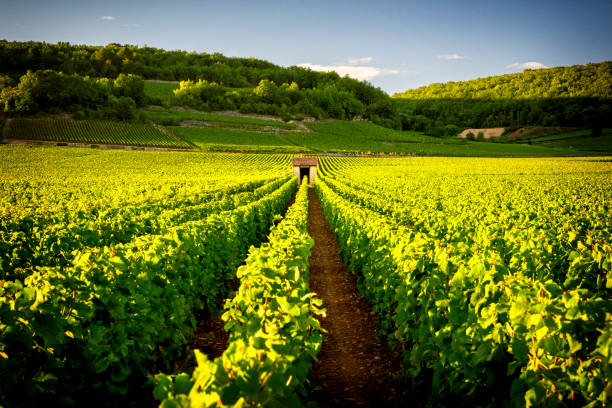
top-left (458, 128), bottom-right (505, 139)
top-left (171, 314), bottom-right (229, 373)
top-left (180, 119), bottom-right (209, 127)
top-left (307, 187), bottom-right (405, 407)
top-left (144, 79), bottom-right (180, 84)
top-left (508, 126), bottom-right (583, 140)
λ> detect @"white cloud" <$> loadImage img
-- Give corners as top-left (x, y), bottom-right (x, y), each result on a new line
top-left (122, 23), bottom-right (141, 28)
top-left (296, 63), bottom-right (401, 81)
top-left (99, 16), bottom-right (116, 21)
top-left (437, 53), bottom-right (468, 60)
top-left (348, 57), bottom-right (373, 65)
top-left (506, 61), bottom-right (548, 70)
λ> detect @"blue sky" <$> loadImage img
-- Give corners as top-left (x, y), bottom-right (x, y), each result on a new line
top-left (1, 0), bottom-right (611, 94)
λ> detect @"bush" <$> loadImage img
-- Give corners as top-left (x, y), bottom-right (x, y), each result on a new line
top-left (110, 96), bottom-right (137, 121)
top-left (156, 117), bottom-right (180, 126)
top-left (239, 103), bottom-right (254, 114)
top-left (443, 124), bottom-right (461, 137)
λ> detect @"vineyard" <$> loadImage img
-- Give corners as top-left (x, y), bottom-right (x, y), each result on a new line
top-left (316, 156), bottom-right (611, 406)
top-left (0, 145), bottom-right (610, 407)
top-left (0, 146), bottom-right (297, 406)
top-left (144, 107), bottom-right (298, 130)
top-left (3, 118), bottom-right (192, 149)
top-left (169, 126), bottom-right (304, 153)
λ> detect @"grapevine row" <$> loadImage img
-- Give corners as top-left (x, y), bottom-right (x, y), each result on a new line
top-left (0, 176), bottom-right (297, 406)
top-left (154, 178), bottom-right (324, 407)
top-left (1, 176), bottom-right (290, 280)
top-left (5, 119), bottom-right (192, 149)
top-left (315, 158), bottom-right (611, 407)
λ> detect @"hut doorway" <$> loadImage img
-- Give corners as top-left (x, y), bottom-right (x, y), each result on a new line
top-left (299, 167), bottom-right (310, 183)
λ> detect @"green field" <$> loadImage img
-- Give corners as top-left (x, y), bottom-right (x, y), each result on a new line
top-left (308, 121), bottom-right (464, 144)
top-left (143, 81), bottom-right (180, 101)
top-left (276, 121), bottom-right (583, 156)
top-left (4, 118), bottom-right (192, 149)
top-left (538, 132), bottom-right (612, 152)
top-left (169, 125), bottom-right (306, 152)
top-left (144, 107), bottom-right (298, 130)
top-left (4, 115), bottom-right (608, 156)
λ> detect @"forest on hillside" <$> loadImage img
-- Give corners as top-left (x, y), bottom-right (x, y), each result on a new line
top-left (394, 62), bottom-right (612, 99)
top-left (0, 40), bottom-right (397, 125)
top-left (1, 41), bottom-right (610, 135)
top-left (393, 62), bottom-right (612, 135)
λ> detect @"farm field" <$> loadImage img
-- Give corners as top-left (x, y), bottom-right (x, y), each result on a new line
top-left (535, 131), bottom-right (612, 153)
top-left (169, 125), bottom-right (307, 153)
top-left (1, 10), bottom-right (610, 407)
top-left (529, 128), bottom-right (612, 142)
top-left (3, 118), bottom-right (192, 149)
top-left (144, 80), bottom-right (180, 102)
top-left (1, 145), bottom-right (610, 407)
top-left (284, 122), bottom-right (584, 156)
top-left (0, 146), bottom-right (297, 406)
top-left (144, 106), bottom-right (298, 130)
top-left (3, 111), bottom-right (609, 156)
top-left (316, 156), bottom-right (611, 406)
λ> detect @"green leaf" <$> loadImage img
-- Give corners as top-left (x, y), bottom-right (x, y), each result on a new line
top-left (511, 338), bottom-right (530, 361)
top-left (173, 373), bottom-right (193, 395)
top-left (509, 295), bottom-right (529, 321)
top-left (220, 383), bottom-right (241, 405)
top-left (153, 375), bottom-right (174, 402)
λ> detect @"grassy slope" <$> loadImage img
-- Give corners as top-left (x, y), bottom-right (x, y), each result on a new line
top-left (144, 107), bottom-right (297, 129)
top-left (287, 121), bottom-right (580, 156)
top-left (144, 81), bottom-right (179, 101)
top-left (5, 79), bottom-right (583, 155)
top-left (538, 133), bottom-right (612, 153)
top-left (169, 126), bottom-right (306, 152)
top-left (4, 114), bottom-right (604, 156)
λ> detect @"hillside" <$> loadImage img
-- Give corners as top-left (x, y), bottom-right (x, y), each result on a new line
top-left (393, 61), bottom-right (612, 99)
top-left (0, 40), bottom-right (396, 126)
top-left (1, 42), bottom-right (610, 156)
top-left (392, 62), bottom-right (612, 134)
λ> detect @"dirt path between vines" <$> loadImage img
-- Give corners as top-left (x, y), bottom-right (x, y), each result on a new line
top-left (307, 187), bottom-right (405, 407)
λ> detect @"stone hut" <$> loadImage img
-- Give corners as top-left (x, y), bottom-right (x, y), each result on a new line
top-left (292, 157), bottom-right (318, 185)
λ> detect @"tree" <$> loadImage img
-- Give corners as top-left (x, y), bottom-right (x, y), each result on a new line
top-left (113, 73), bottom-right (145, 106)
top-left (110, 96), bottom-right (136, 120)
top-left (443, 124), bottom-right (461, 137)
top-left (254, 79), bottom-right (278, 104)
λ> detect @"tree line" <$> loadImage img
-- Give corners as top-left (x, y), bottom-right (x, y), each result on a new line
top-left (394, 62), bottom-right (612, 135)
top-left (2, 40), bottom-right (610, 134)
top-left (0, 70), bottom-right (146, 120)
top-left (0, 40), bottom-right (396, 125)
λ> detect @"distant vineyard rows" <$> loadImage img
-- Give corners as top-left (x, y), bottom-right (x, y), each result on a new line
top-left (4, 118), bottom-right (192, 149)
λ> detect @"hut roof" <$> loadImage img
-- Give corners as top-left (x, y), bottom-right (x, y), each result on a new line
top-left (292, 157), bottom-right (318, 166)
